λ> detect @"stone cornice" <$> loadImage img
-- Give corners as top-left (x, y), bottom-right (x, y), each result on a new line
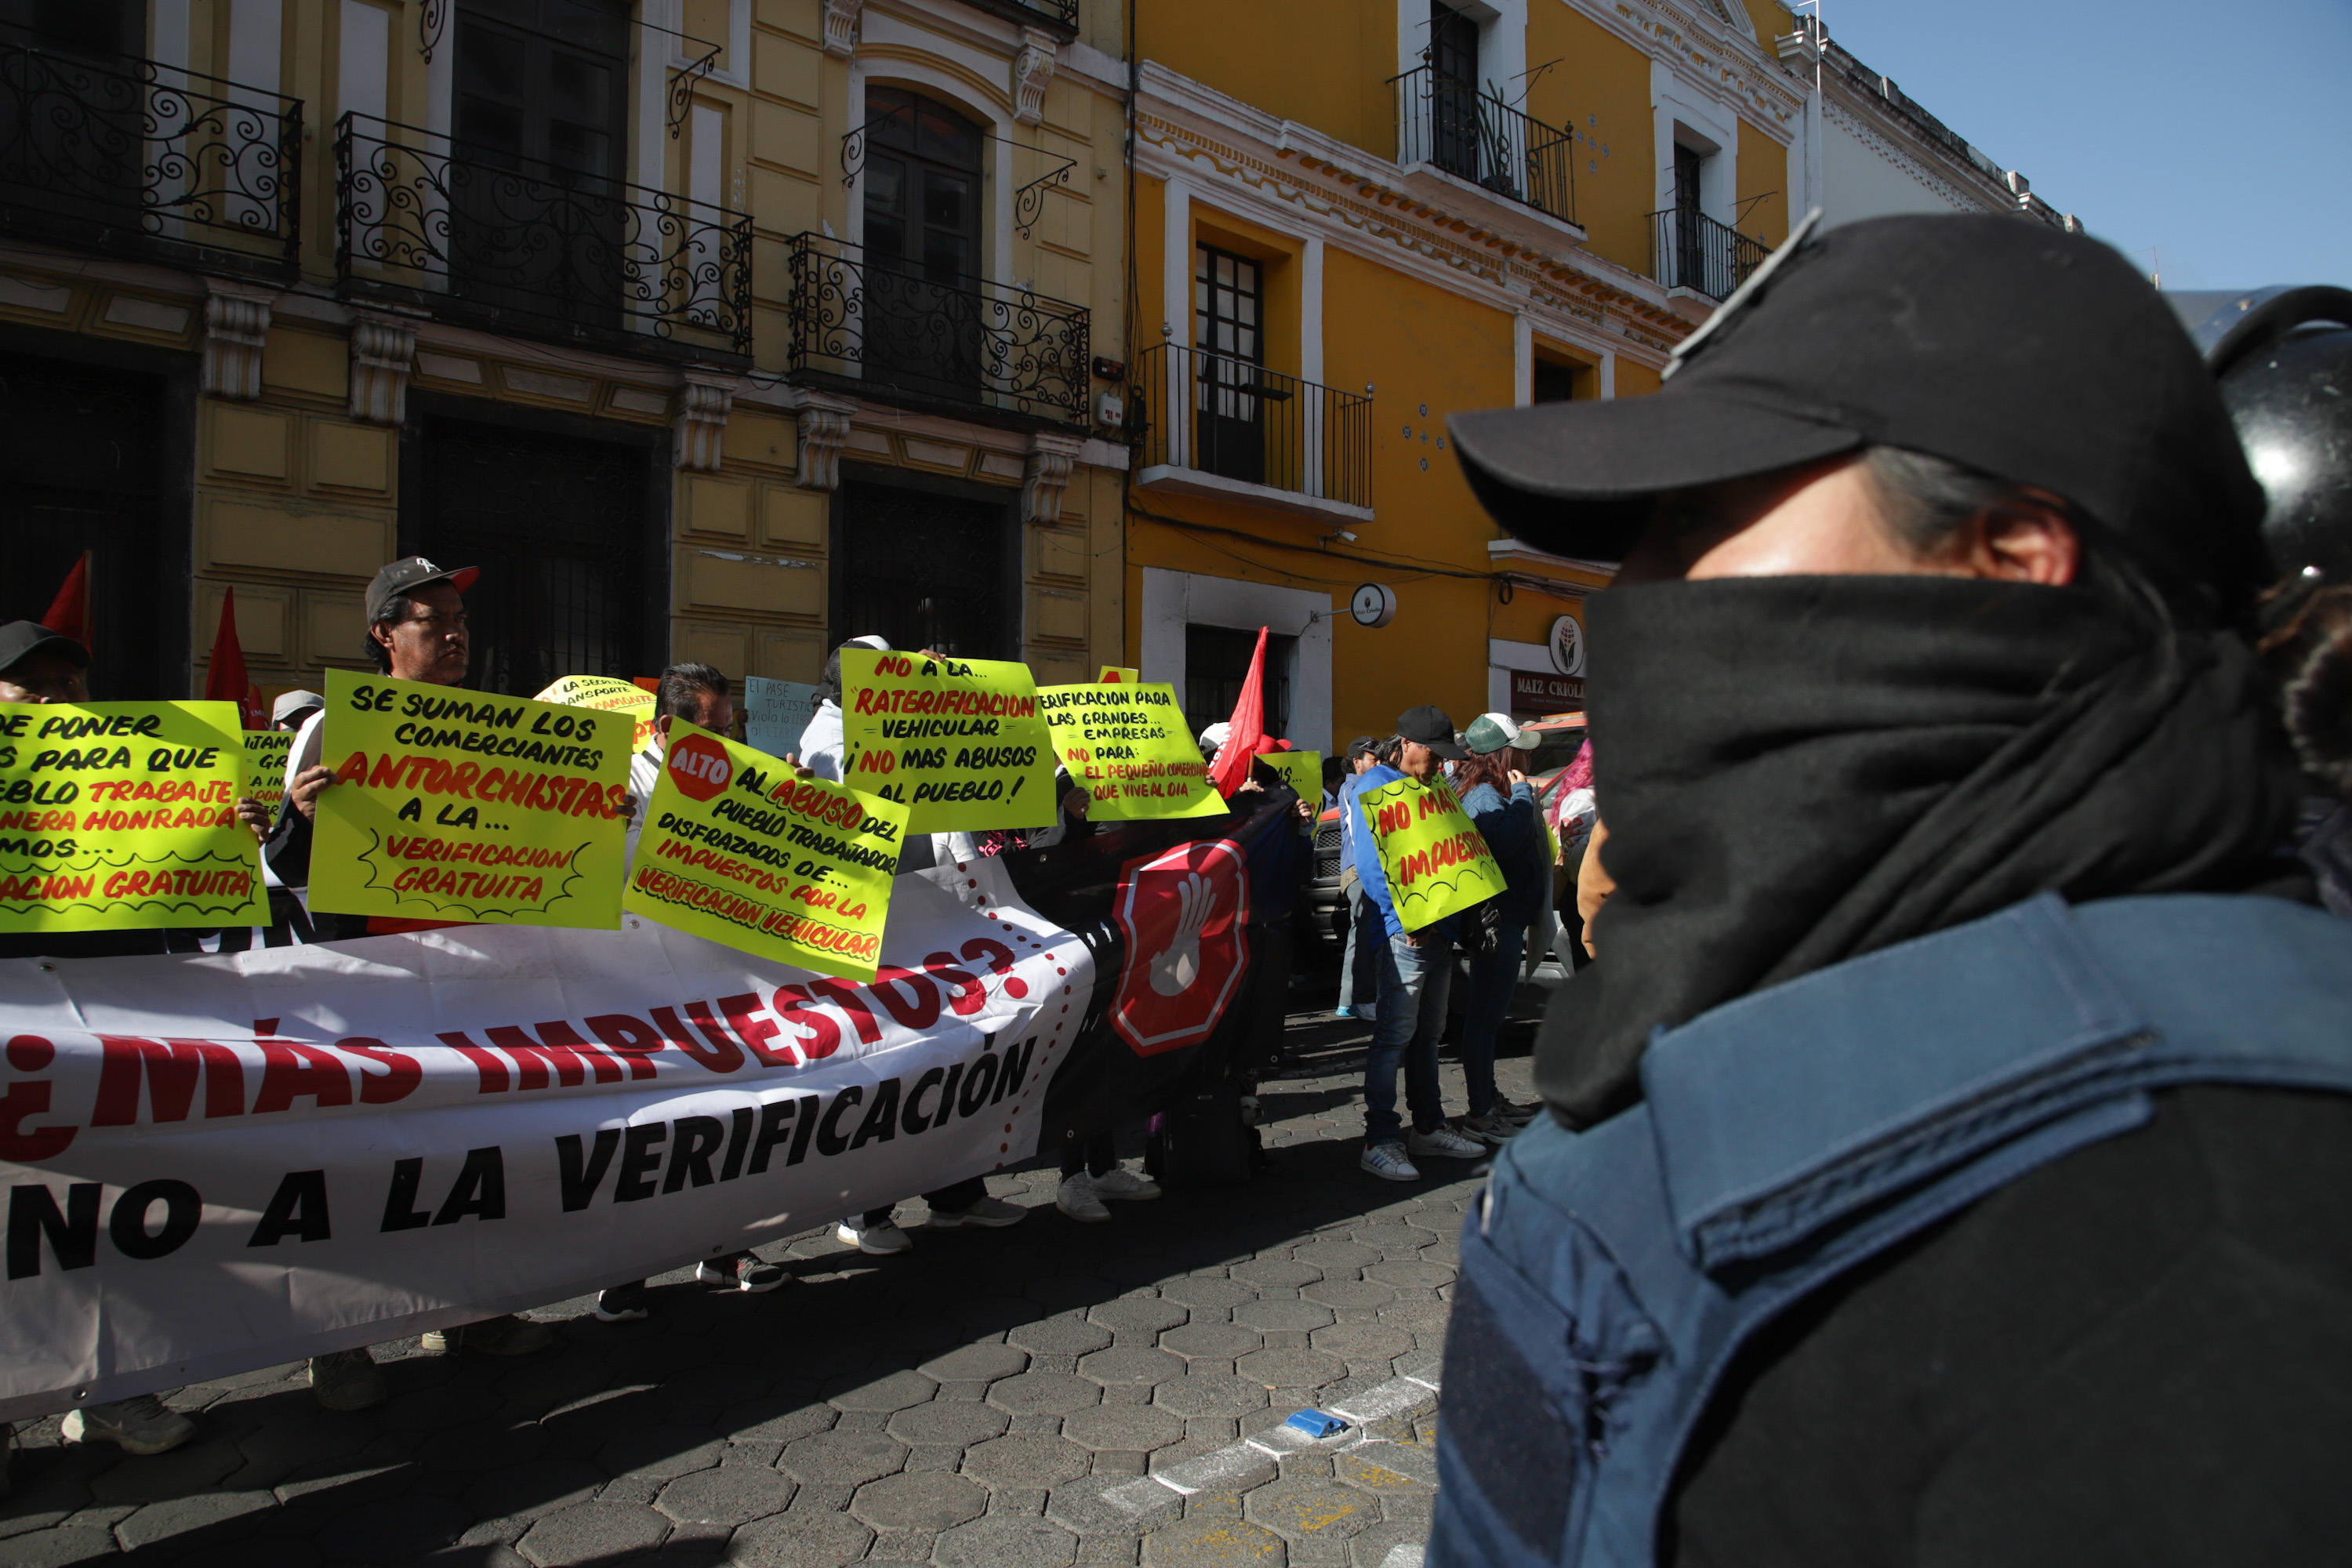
top-left (1136, 64), bottom-right (1689, 365)
top-left (1577, 0), bottom-right (1809, 138)
top-left (1820, 94), bottom-right (2012, 215)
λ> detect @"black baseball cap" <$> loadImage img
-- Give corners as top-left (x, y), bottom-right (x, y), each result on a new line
top-left (1449, 213), bottom-right (2267, 608)
top-left (1396, 706), bottom-right (1465, 760)
top-left (366, 556), bottom-right (479, 625)
top-left (0, 620), bottom-right (89, 675)
top-left (1345, 734), bottom-right (1378, 760)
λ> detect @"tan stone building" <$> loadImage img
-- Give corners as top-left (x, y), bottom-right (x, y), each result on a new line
top-left (0, 0), bottom-right (1131, 709)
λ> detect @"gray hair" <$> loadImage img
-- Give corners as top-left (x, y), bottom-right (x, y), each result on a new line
top-left (657, 662), bottom-right (730, 723)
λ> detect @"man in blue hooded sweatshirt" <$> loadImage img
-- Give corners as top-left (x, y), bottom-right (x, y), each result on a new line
top-left (1349, 706), bottom-right (1491, 1181)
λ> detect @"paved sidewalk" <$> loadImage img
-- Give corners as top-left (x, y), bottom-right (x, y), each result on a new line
top-left (1, 1007), bottom-right (1540, 1567)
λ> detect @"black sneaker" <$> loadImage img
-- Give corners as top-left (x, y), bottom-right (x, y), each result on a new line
top-left (594, 1281), bottom-right (651, 1322)
top-left (697, 1255), bottom-right (789, 1294)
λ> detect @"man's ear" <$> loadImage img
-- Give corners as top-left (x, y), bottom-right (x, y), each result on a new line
top-left (1957, 490), bottom-right (2080, 586)
top-left (655, 713), bottom-right (673, 738)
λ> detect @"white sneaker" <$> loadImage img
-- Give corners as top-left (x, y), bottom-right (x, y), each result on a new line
top-left (1407, 1124), bottom-right (1487, 1160)
top-left (1089, 1166), bottom-right (1161, 1202)
top-left (1057, 1172), bottom-right (1111, 1223)
top-left (61, 1395), bottom-right (196, 1456)
top-left (837, 1219), bottom-right (913, 1254)
top-left (1360, 1142), bottom-right (1421, 1182)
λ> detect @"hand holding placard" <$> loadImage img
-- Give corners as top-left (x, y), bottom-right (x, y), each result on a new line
top-left (625, 725), bottom-right (906, 979)
top-left (1359, 775), bottom-right (1508, 932)
top-left (310, 670), bottom-right (632, 928)
top-left (840, 649), bottom-right (1057, 833)
top-left (1036, 682), bottom-right (1223, 820)
top-left (0, 700), bottom-right (266, 931)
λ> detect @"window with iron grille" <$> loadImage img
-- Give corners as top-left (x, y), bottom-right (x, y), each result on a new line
top-left (1185, 625), bottom-right (1293, 741)
top-left (0, 350), bottom-right (169, 699)
top-left (835, 477), bottom-right (1016, 663)
top-left (416, 418), bottom-right (655, 697)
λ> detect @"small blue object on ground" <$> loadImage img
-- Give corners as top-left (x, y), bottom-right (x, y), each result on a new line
top-left (1286, 1409), bottom-right (1349, 1438)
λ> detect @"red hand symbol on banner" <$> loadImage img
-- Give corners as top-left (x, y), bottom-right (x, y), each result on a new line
top-left (1110, 840), bottom-right (1250, 1057)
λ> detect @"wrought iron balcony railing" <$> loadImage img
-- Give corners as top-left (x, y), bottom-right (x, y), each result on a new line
top-left (0, 23), bottom-right (300, 279)
top-left (785, 232), bottom-right (1091, 429)
top-left (1650, 207), bottom-right (1766, 303)
top-left (967, 0), bottom-right (1078, 30)
top-left (1134, 343), bottom-right (1372, 511)
top-left (335, 113), bottom-right (752, 359)
top-left (1390, 67), bottom-right (1576, 229)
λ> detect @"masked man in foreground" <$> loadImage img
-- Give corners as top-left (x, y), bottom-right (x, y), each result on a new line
top-left (1434, 214), bottom-right (2352, 1565)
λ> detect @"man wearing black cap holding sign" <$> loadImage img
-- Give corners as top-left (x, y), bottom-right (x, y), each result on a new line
top-left (1347, 706), bottom-right (1490, 1182)
top-left (1429, 214), bottom-right (2352, 1564)
top-left (264, 557), bottom-right (557, 1405)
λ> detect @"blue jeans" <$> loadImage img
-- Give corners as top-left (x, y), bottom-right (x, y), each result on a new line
top-left (1458, 917), bottom-right (1528, 1117)
top-left (1338, 880), bottom-right (1376, 1011)
top-left (1364, 930), bottom-right (1452, 1145)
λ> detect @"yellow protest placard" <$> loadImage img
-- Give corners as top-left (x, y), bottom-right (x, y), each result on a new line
top-left (840, 649), bottom-right (1057, 833)
top-left (1035, 683), bottom-right (1223, 821)
top-left (1261, 750), bottom-right (1323, 805)
top-left (310, 670), bottom-right (630, 928)
top-left (1098, 666), bottom-right (1142, 684)
top-left (537, 674), bottom-right (658, 753)
top-left (1359, 775), bottom-right (1508, 932)
top-left (625, 725), bottom-right (906, 980)
top-left (243, 729), bottom-right (295, 811)
top-left (0, 700), bottom-right (265, 931)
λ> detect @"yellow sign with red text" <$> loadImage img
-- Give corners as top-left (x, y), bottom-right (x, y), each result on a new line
top-left (1359, 775), bottom-right (1508, 932)
top-left (1036, 683), bottom-right (1222, 820)
top-left (839, 650), bottom-right (1057, 833)
top-left (624, 725), bottom-right (906, 979)
top-left (310, 670), bottom-right (631, 928)
top-left (0, 700), bottom-right (266, 931)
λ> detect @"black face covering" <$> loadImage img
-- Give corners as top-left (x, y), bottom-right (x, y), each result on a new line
top-left (1538, 575), bottom-right (2310, 1128)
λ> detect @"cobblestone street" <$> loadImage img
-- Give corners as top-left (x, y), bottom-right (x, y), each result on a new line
top-left (1, 995), bottom-right (1546, 1568)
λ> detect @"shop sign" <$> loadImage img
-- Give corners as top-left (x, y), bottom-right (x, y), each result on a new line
top-left (1511, 670), bottom-right (1586, 710)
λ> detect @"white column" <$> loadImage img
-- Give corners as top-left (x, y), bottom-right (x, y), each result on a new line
top-left (1301, 236), bottom-right (1326, 497)
top-left (1513, 314), bottom-right (1534, 406)
top-left (1599, 350), bottom-right (1617, 400)
top-left (1162, 180), bottom-right (1191, 469)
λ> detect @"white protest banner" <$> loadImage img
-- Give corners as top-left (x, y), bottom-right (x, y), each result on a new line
top-left (742, 677), bottom-right (822, 760)
top-left (0, 863), bottom-right (1090, 1421)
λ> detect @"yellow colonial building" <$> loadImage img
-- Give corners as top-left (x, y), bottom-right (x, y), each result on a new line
top-left (0, 0), bottom-right (1133, 706)
top-left (1117, 0), bottom-right (2073, 750)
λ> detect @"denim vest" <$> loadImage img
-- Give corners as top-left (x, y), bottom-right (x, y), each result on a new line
top-left (1430, 892), bottom-right (2352, 1568)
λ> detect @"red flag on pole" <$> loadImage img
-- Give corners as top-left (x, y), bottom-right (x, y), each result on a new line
top-left (41, 551), bottom-right (92, 650)
top-left (205, 587), bottom-right (267, 730)
top-left (1207, 626), bottom-right (1269, 798)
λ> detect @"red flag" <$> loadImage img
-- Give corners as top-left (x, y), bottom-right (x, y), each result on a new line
top-left (41, 551), bottom-right (92, 649)
top-left (1208, 626), bottom-right (1269, 798)
top-left (204, 587), bottom-right (267, 730)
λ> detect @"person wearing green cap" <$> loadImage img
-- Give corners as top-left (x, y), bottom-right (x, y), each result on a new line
top-left (1450, 713), bottom-right (1549, 1143)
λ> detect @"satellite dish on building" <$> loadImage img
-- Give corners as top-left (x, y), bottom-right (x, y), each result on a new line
top-left (1351, 583), bottom-right (1398, 628)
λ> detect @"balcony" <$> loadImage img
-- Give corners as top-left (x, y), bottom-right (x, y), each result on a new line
top-left (0, 23), bottom-right (300, 280)
top-left (964, 0), bottom-right (1079, 32)
top-left (1134, 343), bottom-right (1372, 521)
top-left (334, 113), bottom-right (752, 361)
top-left (1650, 208), bottom-right (1766, 303)
top-left (1389, 67), bottom-right (1576, 230)
top-left (784, 232), bottom-right (1091, 430)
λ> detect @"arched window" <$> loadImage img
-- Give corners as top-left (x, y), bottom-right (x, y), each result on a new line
top-left (862, 86), bottom-right (982, 284)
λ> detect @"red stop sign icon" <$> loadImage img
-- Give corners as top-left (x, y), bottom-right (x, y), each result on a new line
top-left (666, 731), bottom-right (733, 803)
top-left (1109, 838), bottom-right (1252, 1057)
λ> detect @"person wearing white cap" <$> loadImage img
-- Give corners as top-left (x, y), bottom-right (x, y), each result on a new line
top-left (794, 634), bottom-right (890, 782)
top-left (270, 688), bottom-right (324, 731)
top-left (1450, 713), bottom-right (1550, 1144)
top-left (1196, 720), bottom-right (1231, 768)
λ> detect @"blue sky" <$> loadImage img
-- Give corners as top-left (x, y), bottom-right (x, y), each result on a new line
top-left (1820, 0), bottom-right (2352, 290)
